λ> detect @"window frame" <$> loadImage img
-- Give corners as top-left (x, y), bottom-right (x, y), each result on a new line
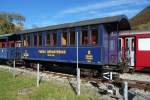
top-left (27, 34), bottom-right (31, 47)
top-left (45, 31), bottom-right (51, 47)
top-left (50, 31), bottom-right (57, 47)
top-left (22, 34), bottom-right (28, 47)
top-left (37, 31), bottom-right (42, 47)
top-left (69, 28), bottom-right (76, 46)
top-left (138, 37), bottom-right (150, 51)
top-left (90, 25), bottom-right (99, 46)
top-left (80, 26), bottom-right (90, 46)
top-left (0, 41), bottom-right (2, 48)
top-left (61, 29), bottom-right (68, 47)
top-left (33, 33), bottom-right (38, 47)
top-left (80, 25), bottom-right (99, 46)
top-left (118, 38), bottom-right (122, 51)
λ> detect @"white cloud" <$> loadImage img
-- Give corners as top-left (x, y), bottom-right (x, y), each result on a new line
top-left (69, 9), bottom-right (140, 22)
top-left (27, 0), bottom-right (149, 28)
top-left (99, 9), bottom-right (140, 18)
top-left (60, 0), bottom-right (149, 15)
top-left (48, 0), bottom-right (149, 21)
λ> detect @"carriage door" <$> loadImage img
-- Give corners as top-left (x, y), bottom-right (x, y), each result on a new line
top-left (109, 32), bottom-right (118, 65)
top-left (118, 38), bottom-right (123, 63)
top-left (125, 37), bottom-right (135, 67)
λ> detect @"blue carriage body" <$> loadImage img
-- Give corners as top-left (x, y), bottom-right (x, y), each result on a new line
top-left (0, 48), bottom-right (16, 59)
top-left (0, 34), bottom-right (21, 61)
top-left (0, 34), bottom-right (15, 60)
top-left (0, 15), bottom-right (130, 67)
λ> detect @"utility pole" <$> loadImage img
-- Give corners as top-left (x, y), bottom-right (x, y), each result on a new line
top-left (76, 31), bottom-right (80, 96)
top-left (124, 81), bottom-right (128, 100)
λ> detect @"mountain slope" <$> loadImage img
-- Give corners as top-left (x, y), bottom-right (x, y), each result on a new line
top-left (130, 6), bottom-right (150, 29)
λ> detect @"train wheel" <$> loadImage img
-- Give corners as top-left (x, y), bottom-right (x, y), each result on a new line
top-left (6, 60), bottom-right (13, 67)
top-left (120, 64), bottom-right (129, 73)
top-left (129, 68), bottom-right (135, 74)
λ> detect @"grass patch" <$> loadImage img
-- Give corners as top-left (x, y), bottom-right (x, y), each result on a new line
top-left (0, 70), bottom-right (99, 100)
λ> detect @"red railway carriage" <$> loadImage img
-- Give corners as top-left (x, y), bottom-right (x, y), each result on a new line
top-left (119, 30), bottom-right (150, 72)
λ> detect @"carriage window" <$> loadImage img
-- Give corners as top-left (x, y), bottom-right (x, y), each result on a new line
top-left (118, 39), bottom-right (121, 51)
top-left (15, 41), bottom-right (22, 47)
top-left (9, 41), bottom-right (15, 47)
top-left (23, 34), bottom-right (28, 47)
top-left (33, 33), bottom-right (37, 47)
top-left (51, 32), bottom-right (57, 46)
top-left (27, 35), bottom-right (30, 46)
top-left (81, 27), bottom-right (89, 45)
top-left (0, 42), bottom-right (2, 48)
top-left (2, 42), bottom-right (7, 48)
top-left (61, 31), bottom-right (68, 46)
top-left (46, 31), bottom-right (50, 46)
top-left (110, 40), bottom-right (114, 50)
top-left (38, 32), bottom-right (42, 47)
top-left (132, 38), bottom-right (135, 51)
top-left (125, 39), bottom-right (129, 50)
top-left (91, 26), bottom-right (98, 45)
top-left (138, 38), bottom-right (150, 51)
top-left (69, 29), bottom-right (76, 45)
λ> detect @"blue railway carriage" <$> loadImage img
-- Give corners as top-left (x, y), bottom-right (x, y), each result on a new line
top-left (0, 34), bottom-right (21, 64)
top-left (0, 15), bottom-right (130, 70)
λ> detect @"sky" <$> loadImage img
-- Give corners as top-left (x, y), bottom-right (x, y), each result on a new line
top-left (0, 0), bottom-right (150, 29)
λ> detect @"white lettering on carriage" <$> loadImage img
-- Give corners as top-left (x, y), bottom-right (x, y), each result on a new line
top-left (38, 50), bottom-right (66, 56)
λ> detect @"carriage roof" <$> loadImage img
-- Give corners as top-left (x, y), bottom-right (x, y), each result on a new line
top-left (16, 15), bottom-right (130, 34)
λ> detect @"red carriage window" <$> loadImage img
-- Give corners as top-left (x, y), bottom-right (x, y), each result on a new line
top-left (3, 42), bottom-right (8, 48)
top-left (138, 38), bottom-right (150, 51)
top-left (2, 42), bottom-right (6, 48)
top-left (0, 42), bottom-right (2, 48)
top-left (0, 41), bottom-right (5, 48)
top-left (9, 41), bottom-right (15, 47)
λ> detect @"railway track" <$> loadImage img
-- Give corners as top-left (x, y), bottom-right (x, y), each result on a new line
top-left (44, 70), bottom-right (150, 92)
top-left (0, 65), bottom-right (150, 91)
top-left (115, 79), bottom-right (150, 91)
top-left (119, 72), bottom-right (150, 86)
top-left (82, 77), bottom-right (150, 91)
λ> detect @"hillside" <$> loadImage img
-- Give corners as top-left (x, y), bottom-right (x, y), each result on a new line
top-left (130, 6), bottom-right (150, 29)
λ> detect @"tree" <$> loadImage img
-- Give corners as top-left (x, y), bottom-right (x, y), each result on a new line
top-left (0, 12), bottom-right (25, 34)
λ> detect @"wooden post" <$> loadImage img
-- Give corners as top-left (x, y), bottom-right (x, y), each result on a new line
top-left (77, 68), bottom-right (80, 96)
top-left (124, 81), bottom-right (128, 100)
top-left (110, 72), bottom-right (112, 80)
top-left (37, 63), bottom-right (40, 87)
top-left (13, 59), bottom-right (16, 78)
